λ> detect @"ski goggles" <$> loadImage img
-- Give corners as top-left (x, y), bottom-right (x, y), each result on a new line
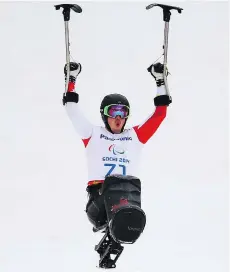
top-left (103, 104), bottom-right (130, 119)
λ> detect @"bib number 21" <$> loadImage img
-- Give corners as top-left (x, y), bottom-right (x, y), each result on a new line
top-left (104, 163), bottom-right (126, 177)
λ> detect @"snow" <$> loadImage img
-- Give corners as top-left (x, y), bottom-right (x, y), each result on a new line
top-left (0, 1), bottom-right (228, 272)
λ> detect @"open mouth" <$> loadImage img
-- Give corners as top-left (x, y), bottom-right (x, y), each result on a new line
top-left (115, 120), bottom-right (121, 127)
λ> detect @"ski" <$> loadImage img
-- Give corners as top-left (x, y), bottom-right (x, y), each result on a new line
top-left (95, 228), bottom-right (124, 269)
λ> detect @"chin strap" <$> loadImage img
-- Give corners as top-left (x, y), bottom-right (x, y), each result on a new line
top-left (121, 119), bottom-right (127, 132)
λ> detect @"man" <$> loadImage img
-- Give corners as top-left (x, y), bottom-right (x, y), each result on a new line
top-left (62, 62), bottom-right (171, 239)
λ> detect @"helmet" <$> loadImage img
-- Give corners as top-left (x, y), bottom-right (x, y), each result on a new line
top-left (100, 93), bottom-right (130, 133)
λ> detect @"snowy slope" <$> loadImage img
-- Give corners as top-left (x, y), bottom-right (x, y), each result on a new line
top-left (0, 2), bottom-right (228, 272)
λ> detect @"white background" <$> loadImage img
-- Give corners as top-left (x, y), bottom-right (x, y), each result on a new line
top-left (0, 1), bottom-right (228, 272)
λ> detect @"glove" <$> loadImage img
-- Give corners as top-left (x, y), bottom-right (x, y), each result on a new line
top-left (147, 62), bottom-right (168, 87)
top-left (64, 62), bottom-right (82, 83)
top-left (63, 62), bottom-right (81, 105)
top-left (148, 63), bottom-right (172, 106)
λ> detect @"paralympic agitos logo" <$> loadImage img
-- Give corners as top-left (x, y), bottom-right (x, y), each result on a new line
top-left (109, 144), bottom-right (125, 155)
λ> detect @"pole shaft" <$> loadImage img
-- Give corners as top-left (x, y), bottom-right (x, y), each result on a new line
top-left (163, 22), bottom-right (170, 97)
top-left (163, 22), bottom-right (169, 65)
top-left (64, 21), bottom-right (70, 94)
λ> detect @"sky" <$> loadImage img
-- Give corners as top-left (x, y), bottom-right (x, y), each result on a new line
top-left (0, 1), bottom-right (229, 272)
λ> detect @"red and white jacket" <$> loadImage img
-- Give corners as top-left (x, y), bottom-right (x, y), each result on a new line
top-left (65, 88), bottom-right (167, 186)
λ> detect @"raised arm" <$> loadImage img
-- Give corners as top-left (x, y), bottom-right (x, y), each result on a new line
top-left (133, 63), bottom-right (171, 144)
top-left (62, 63), bottom-right (93, 147)
top-left (133, 105), bottom-right (167, 144)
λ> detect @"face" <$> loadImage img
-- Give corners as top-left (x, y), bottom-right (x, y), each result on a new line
top-left (107, 116), bottom-right (126, 134)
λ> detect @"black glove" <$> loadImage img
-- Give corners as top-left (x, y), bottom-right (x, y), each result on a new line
top-left (147, 62), bottom-right (168, 87)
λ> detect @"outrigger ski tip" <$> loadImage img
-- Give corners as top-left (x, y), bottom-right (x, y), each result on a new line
top-left (146, 3), bottom-right (183, 22)
top-left (146, 3), bottom-right (183, 13)
top-left (54, 4), bottom-right (82, 13)
top-left (54, 4), bottom-right (82, 22)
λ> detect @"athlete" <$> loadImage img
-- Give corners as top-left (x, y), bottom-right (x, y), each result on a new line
top-left (62, 62), bottom-right (171, 233)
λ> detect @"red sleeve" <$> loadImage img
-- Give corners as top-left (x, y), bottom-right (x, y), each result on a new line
top-left (133, 106), bottom-right (167, 144)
